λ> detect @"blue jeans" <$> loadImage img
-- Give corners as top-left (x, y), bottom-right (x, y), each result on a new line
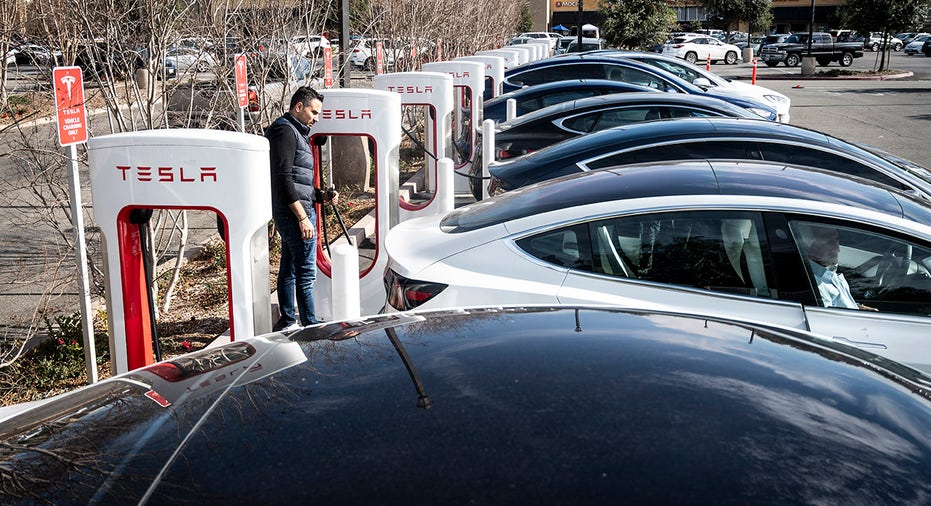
top-left (273, 209), bottom-right (318, 326)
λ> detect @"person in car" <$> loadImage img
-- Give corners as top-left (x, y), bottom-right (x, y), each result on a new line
top-left (805, 226), bottom-right (876, 311)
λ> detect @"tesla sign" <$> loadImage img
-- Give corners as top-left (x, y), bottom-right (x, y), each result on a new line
top-left (53, 66), bottom-right (88, 146)
top-left (235, 54), bottom-right (248, 108)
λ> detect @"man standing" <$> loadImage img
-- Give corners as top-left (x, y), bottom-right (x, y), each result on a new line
top-left (267, 86), bottom-right (332, 330)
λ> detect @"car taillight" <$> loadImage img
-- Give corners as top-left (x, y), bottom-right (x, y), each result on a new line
top-left (496, 149), bottom-right (512, 159)
top-left (673, 44), bottom-right (685, 48)
top-left (248, 89), bottom-right (259, 112)
top-left (384, 268), bottom-right (447, 311)
top-left (487, 175), bottom-right (510, 197)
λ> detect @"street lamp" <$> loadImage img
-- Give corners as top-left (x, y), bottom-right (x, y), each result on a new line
top-left (807, 0), bottom-right (816, 56)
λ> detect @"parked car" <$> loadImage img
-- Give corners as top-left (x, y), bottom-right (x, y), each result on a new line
top-left (554, 36), bottom-right (575, 54)
top-left (288, 34), bottom-right (330, 58)
top-left (516, 31), bottom-right (562, 50)
top-left (165, 46), bottom-right (218, 74)
top-left (387, 160), bottom-right (931, 372)
top-left (483, 79), bottom-right (659, 122)
top-left (6, 306), bottom-right (931, 502)
top-left (12, 44), bottom-right (61, 65)
top-left (470, 92), bottom-right (759, 199)
top-left (609, 51), bottom-right (792, 123)
top-left (904, 34), bottom-right (931, 55)
top-left (661, 34), bottom-right (742, 64)
top-left (563, 37), bottom-right (605, 53)
top-left (500, 55), bottom-right (777, 120)
top-left (484, 117), bottom-right (931, 200)
top-left (758, 32), bottom-right (864, 67)
top-left (866, 32), bottom-right (904, 52)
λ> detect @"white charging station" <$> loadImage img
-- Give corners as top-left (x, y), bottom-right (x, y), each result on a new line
top-left (421, 61), bottom-right (485, 196)
top-left (509, 45), bottom-right (536, 62)
top-left (373, 71), bottom-right (454, 221)
top-left (454, 55), bottom-right (506, 99)
top-left (87, 130), bottom-right (272, 374)
top-left (475, 49), bottom-right (520, 70)
top-left (311, 89), bottom-right (401, 320)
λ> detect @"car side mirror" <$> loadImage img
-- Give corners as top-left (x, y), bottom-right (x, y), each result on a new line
top-left (693, 77), bottom-right (713, 88)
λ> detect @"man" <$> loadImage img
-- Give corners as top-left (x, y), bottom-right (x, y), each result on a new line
top-left (267, 86), bottom-right (335, 331)
top-left (805, 225), bottom-right (876, 311)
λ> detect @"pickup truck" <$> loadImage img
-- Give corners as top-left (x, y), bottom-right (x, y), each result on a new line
top-left (758, 32), bottom-right (864, 67)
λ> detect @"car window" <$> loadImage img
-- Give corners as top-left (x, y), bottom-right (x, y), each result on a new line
top-left (789, 221), bottom-right (931, 315)
top-left (516, 223), bottom-right (593, 271)
top-left (605, 66), bottom-right (673, 91)
top-left (510, 64), bottom-right (606, 86)
top-left (759, 143), bottom-right (908, 190)
top-left (561, 107), bottom-right (666, 133)
top-left (525, 90), bottom-right (604, 114)
top-left (520, 211), bottom-right (774, 297)
top-left (639, 59), bottom-right (703, 83)
top-left (585, 141), bottom-right (763, 170)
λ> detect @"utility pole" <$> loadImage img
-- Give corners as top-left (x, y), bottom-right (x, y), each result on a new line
top-left (576, 0), bottom-right (583, 52)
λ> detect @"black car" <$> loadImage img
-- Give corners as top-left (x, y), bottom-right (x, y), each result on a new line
top-left (470, 92), bottom-right (759, 199)
top-left (4, 306), bottom-right (931, 503)
top-left (487, 117), bottom-right (931, 199)
top-left (482, 78), bottom-right (657, 123)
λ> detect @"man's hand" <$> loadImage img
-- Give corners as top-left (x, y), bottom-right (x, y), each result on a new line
top-left (325, 188), bottom-right (339, 205)
top-left (299, 216), bottom-right (314, 240)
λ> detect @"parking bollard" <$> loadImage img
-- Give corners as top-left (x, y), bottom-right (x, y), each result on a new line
top-left (706, 53), bottom-right (711, 71)
top-left (752, 57), bottom-right (758, 85)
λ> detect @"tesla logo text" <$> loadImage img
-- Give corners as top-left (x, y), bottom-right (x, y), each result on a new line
top-left (387, 85), bottom-right (434, 94)
top-left (322, 109), bottom-right (373, 120)
top-left (448, 71), bottom-right (471, 78)
top-left (116, 165), bottom-right (218, 183)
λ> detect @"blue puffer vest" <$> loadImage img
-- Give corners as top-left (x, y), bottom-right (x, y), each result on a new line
top-left (270, 115), bottom-right (316, 215)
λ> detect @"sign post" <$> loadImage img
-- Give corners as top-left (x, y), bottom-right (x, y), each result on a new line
top-left (324, 46), bottom-right (334, 88)
top-left (53, 66), bottom-right (97, 384)
top-left (376, 41), bottom-right (384, 75)
top-left (235, 54), bottom-right (248, 132)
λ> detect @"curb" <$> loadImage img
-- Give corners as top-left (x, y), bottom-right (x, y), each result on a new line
top-left (734, 71), bottom-right (913, 81)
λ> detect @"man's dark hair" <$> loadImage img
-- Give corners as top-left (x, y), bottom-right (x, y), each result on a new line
top-left (290, 86), bottom-right (324, 109)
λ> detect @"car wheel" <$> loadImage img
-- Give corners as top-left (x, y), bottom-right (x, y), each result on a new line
top-left (816, 57), bottom-right (831, 66)
top-left (724, 51), bottom-right (737, 64)
top-left (785, 53), bottom-right (800, 67)
top-left (893, 43), bottom-right (902, 51)
top-left (684, 52), bottom-right (697, 64)
top-left (196, 61), bottom-right (209, 73)
top-left (765, 61), bottom-right (779, 67)
top-left (870, 42), bottom-right (880, 52)
top-left (840, 52), bottom-right (854, 67)
top-left (363, 57), bottom-right (375, 71)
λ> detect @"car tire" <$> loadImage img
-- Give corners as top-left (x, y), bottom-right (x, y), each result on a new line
top-left (363, 57), bottom-right (375, 71)
top-left (684, 52), bottom-right (697, 64)
top-left (839, 52), bottom-right (854, 67)
top-left (785, 53), bottom-right (800, 67)
top-left (870, 42), bottom-right (880, 52)
top-left (196, 61), bottom-right (209, 73)
top-left (765, 61), bottom-right (779, 67)
top-left (724, 51), bottom-right (737, 64)
top-left (893, 43), bottom-right (902, 52)
top-left (816, 57), bottom-right (831, 66)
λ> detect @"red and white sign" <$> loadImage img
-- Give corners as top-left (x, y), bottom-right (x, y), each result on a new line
top-left (323, 47), bottom-right (333, 88)
top-left (235, 54), bottom-right (248, 108)
top-left (53, 66), bottom-right (88, 146)
top-left (376, 41), bottom-right (384, 75)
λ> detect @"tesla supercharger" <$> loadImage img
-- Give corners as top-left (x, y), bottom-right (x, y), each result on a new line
top-left (475, 49), bottom-right (519, 70)
top-left (455, 55), bottom-right (505, 99)
top-left (422, 61), bottom-right (485, 197)
top-left (312, 89), bottom-right (401, 320)
top-left (373, 71), bottom-right (454, 221)
top-left (510, 44), bottom-right (537, 62)
top-left (528, 40), bottom-right (551, 58)
top-left (495, 47), bottom-right (526, 65)
top-left (87, 130), bottom-right (272, 374)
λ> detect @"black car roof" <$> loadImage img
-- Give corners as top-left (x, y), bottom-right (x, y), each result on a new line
top-left (5, 306), bottom-right (931, 503)
top-left (500, 91), bottom-right (755, 129)
top-left (446, 159), bottom-right (931, 232)
top-left (484, 78), bottom-right (656, 108)
top-left (490, 117), bottom-right (930, 194)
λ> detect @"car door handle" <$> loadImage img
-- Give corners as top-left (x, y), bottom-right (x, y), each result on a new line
top-left (832, 336), bottom-right (887, 350)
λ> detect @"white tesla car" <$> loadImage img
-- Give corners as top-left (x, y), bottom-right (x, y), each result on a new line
top-left (662, 35), bottom-right (742, 65)
top-left (384, 160), bottom-right (931, 373)
top-left (614, 52), bottom-right (791, 123)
